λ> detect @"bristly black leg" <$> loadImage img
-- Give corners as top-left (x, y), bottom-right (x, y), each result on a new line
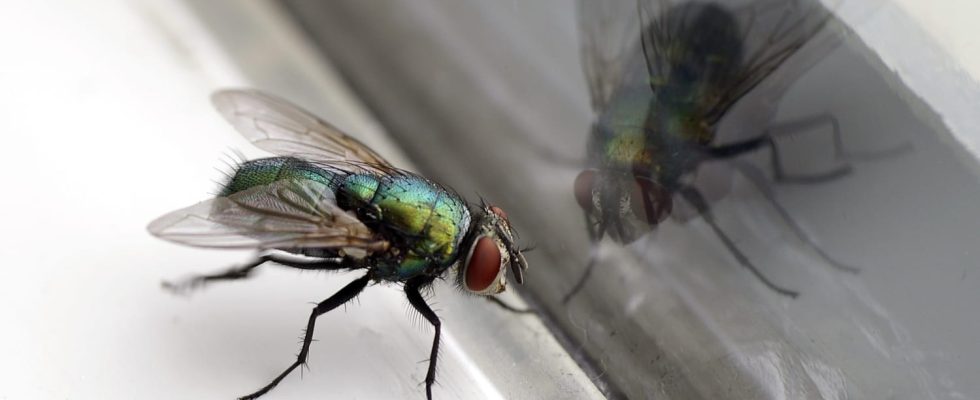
top-left (405, 277), bottom-right (440, 400)
top-left (238, 274), bottom-right (371, 400)
top-left (730, 160), bottom-right (859, 273)
top-left (485, 296), bottom-right (533, 314)
top-left (162, 253), bottom-right (346, 293)
top-left (679, 186), bottom-right (799, 298)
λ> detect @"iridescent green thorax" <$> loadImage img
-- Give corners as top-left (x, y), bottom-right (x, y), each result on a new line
top-left (218, 158), bottom-right (472, 281)
top-left (601, 128), bottom-right (655, 172)
top-left (598, 89), bottom-right (707, 180)
top-left (219, 157), bottom-right (341, 196)
top-left (338, 173), bottom-right (471, 279)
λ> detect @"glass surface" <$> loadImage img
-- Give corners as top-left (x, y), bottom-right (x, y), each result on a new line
top-left (280, 0), bottom-right (980, 398)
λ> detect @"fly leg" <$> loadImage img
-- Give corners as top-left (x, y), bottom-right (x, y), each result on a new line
top-left (761, 113), bottom-right (912, 184)
top-left (679, 186), bottom-right (800, 298)
top-left (485, 297), bottom-right (534, 314)
top-left (768, 113), bottom-right (913, 164)
top-left (405, 277), bottom-right (441, 400)
top-left (765, 114), bottom-right (852, 184)
top-left (162, 253), bottom-right (345, 294)
top-left (239, 274), bottom-right (371, 400)
top-left (707, 128), bottom-right (851, 185)
top-left (562, 211), bottom-right (605, 304)
top-left (562, 252), bottom-right (599, 305)
top-left (729, 160), bottom-right (859, 273)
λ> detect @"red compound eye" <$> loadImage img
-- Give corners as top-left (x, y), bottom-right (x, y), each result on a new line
top-left (464, 236), bottom-right (502, 293)
top-left (630, 177), bottom-right (673, 225)
top-left (574, 170), bottom-right (597, 211)
top-left (490, 205), bottom-right (508, 221)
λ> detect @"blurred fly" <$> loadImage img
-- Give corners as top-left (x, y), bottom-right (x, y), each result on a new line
top-left (149, 89), bottom-right (529, 400)
top-left (565, 0), bottom-right (882, 301)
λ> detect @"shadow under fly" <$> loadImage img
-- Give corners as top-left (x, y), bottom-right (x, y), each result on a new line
top-left (149, 90), bottom-right (530, 400)
top-left (564, 0), bottom-right (901, 302)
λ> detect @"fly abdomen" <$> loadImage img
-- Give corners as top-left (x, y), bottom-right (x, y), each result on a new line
top-left (219, 156), bottom-right (343, 196)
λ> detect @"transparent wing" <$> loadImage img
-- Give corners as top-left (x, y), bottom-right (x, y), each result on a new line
top-left (630, 0), bottom-right (878, 126)
top-left (695, 0), bottom-right (856, 124)
top-left (148, 179), bottom-right (388, 252)
top-left (577, 0), bottom-right (651, 113)
top-left (211, 89), bottom-right (394, 171)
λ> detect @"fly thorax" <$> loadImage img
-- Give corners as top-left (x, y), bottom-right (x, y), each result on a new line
top-left (341, 174), bottom-right (471, 276)
top-left (603, 128), bottom-right (657, 172)
top-left (665, 109), bottom-right (712, 145)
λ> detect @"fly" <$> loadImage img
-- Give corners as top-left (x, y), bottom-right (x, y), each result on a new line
top-left (149, 89), bottom-right (529, 400)
top-left (564, 0), bottom-right (893, 302)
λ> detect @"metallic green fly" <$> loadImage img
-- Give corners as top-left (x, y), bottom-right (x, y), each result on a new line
top-left (566, 0), bottom-right (880, 301)
top-left (148, 89), bottom-right (529, 400)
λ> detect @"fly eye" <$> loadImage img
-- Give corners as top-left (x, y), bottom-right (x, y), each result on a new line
top-left (463, 236), bottom-right (504, 294)
top-left (574, 170), bottom-right (597, 212)
top-left (630, 177), bottom-right (673, 225)
top-left (490, 205), bottom-right (508, 221)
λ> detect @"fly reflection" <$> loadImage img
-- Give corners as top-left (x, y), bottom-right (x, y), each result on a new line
top-left (565, 0), bottom-right (893, 302)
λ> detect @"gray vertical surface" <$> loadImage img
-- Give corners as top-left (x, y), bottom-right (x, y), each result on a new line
top-left (278, 1), bottom-right (980, 399)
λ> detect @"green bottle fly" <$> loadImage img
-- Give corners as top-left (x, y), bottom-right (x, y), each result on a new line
top-left (148, 89), bottom-right (528, 400)
top-left (567, 0), bottom-right (864, 301)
